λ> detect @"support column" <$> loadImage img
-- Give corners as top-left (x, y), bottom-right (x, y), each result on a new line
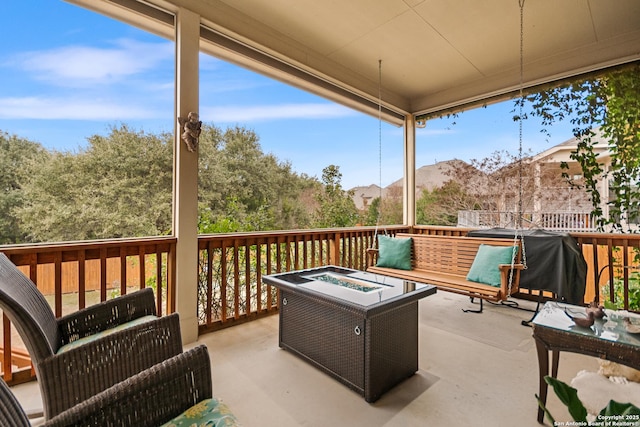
top-left (403, 115), bottom-right (417, 227)
top-left (174, 8), bottom-right (200, 344)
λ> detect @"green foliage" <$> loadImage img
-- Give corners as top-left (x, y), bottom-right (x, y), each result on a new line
top-left (362, 197), bottom-right (381, 226)
top-left (536, 375), bottom-right (640, 425)
top-left (601, 275), bottom-right (640, 311)
top-left (16, 125), bottom-right (174, 241)
top-left (198, 124), bottom-right (314, 232)
top-left (2, 122), bottom-right (326, 243)
top-left (416, 181), bottom-right (477, 226)
top-left (0, 131), bottom-right (51, 244)
top-left (313, 165), bottom-right (358, 228)
top-left (525, 65), bottom-right (640, 232)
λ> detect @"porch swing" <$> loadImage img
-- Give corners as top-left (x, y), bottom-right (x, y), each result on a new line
top-left (367, 0), bottom-right (530, 314)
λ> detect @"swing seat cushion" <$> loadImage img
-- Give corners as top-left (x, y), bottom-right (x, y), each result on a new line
top-left (466, 244), bottom-right (519, 287)
top-left (375, 235), bottom-right (413, 270)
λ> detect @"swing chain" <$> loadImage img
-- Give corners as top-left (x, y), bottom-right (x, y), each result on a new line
top-left (372, 59), bottom-right (384, 249)
top-left (517, 0), bottom-right (528, 271)
top-left (508, 0), bottom-right (528, 297)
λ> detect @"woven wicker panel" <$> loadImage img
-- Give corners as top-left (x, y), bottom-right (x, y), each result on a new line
top-left (533, 325), bottom-right (640, 370)
top-left (280, 290), bottom-right (365, 393)
top-left (43, 346), bottom-right (213, 427)
top-left (365, 301), bottom-right (418, 402)
top-left (0, 378), bottom-right (30, 427)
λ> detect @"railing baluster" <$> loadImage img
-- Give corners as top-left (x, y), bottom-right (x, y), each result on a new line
top-left (138, 247), bottom-right (145, 291)
top-left (54, 252), bottom-right (62, 317)
top-left (78, 250), bottom-right (86, 310)
top-left (120, 247), bottom-right (127, 296)
top-left (256, 243), bottom-right (262, 313)
top-left (245, 239), bottom-right (251, 315)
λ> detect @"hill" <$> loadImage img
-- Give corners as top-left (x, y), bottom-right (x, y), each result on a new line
top-left (350, 160), bottom-right (464, 210)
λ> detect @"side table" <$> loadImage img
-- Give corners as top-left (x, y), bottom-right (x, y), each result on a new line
top-left (531, 302), bottom-right (640, 424)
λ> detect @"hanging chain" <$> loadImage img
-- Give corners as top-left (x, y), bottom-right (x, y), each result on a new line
top-left (518, 0), bottom-right (525, 237)
top-left (518, 0), bottom-right (528, 271)
top-left (509, 0), bottom-right (528, 295)
top-left (378, 59), bottom-right (383, 213)
top-left (372, 60), bottom-right (383, 248)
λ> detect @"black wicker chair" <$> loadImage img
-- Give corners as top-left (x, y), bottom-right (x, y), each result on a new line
top-left (1, 345), bottom-right (236, 427)
top-left (0, 253), bottom-right (183, 419)
top-left (0, 373), bottom-right (30, 427)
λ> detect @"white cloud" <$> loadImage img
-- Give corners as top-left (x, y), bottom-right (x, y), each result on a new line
top-left (0, 96), bottom-right (163, 120)
top-left (10, 39), bottom-right (173, 87)
top-left (201, 103), bottom-right (357, 122)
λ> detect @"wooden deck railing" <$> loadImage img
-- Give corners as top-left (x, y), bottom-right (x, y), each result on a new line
top-left (196, 226), bottom-right (410, 332)
top-left (1, 226), bottom-right (639, 383)
top-left (572, 232), bottom-right (640, 310)
top-left (0, 237), bottom-right (176, 383)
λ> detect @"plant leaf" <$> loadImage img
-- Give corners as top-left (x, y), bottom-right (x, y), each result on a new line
top-left (600, 400), bottom-right (640, 417)
top-left (544, 376), bottom-right (588, 422)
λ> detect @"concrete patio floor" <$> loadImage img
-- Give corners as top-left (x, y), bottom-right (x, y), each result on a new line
top-left (12, 291), bottom-right (600, 426)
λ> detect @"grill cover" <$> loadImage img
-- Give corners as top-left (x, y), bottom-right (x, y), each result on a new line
top-left (467, 228), bottom-right (587, 305)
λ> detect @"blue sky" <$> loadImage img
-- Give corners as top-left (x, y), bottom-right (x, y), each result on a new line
top-left (1, 0), bottom-right (575, 190)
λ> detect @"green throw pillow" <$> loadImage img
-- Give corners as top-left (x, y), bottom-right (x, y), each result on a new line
top-left (376, 235), bottom-right (413, 270)
top-left (466, 244), bottom-right (518, 287)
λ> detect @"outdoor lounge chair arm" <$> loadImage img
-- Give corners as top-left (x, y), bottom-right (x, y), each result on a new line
top-left (42, 345), bottom-right (212, 427)
top-left (57, 287), bottom-right (157, 344)
top-left (38, 312), bottom-right (183, 419)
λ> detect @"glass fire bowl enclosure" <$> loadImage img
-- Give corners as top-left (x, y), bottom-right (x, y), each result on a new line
top-left (263, 266), bottom-right (437, 402)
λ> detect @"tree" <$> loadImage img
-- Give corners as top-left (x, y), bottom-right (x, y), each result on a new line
top-left (0, 132), bottom-right (50, 244)
top-left (417, 181), bottom-right (478, 226)
top-left (362, 197), bottom-right (381, 226)
top-left (524, 64), bottom-right (640, 232)
top-left (379, 185), bottom-right (403, 225)
top-left (198, 124), bottom-right (314, 232)
top-left (313, 165), bottom-right (358, 228)
top-left (7, 123), bottom-right (328, 243)
top-left (17, 125), bottom-right (173, 241)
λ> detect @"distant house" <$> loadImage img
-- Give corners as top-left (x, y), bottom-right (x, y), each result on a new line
top-left (459, 130), bottom-right (614, 231)
top-left (350, 134), bottom-right (624, 232)
top-left (350, 184), bottom-right (386, 211)
top-left (530, 129), bottom-right (609, 214)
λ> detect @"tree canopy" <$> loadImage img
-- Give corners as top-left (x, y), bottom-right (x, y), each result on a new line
top-left (3, 124), bottom-right (334, 243)
top-left (0, 132), bottom-right (51, 244)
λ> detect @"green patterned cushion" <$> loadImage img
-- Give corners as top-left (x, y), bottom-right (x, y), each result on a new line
top-left (160, 398), bottom-right (241, 427)
top-left (375, 235), bottom-right (413, 270)
top-left (57, 315), bottom-right (158, 354)
top-left (466, 244), bottom-right (518, 287)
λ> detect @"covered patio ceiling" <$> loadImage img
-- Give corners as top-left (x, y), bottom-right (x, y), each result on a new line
top-left (70, 0), bottom-right (640, 125)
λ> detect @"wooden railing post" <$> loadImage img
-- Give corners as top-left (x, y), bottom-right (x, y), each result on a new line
top-left (328, 231), bottom-right (340, 266)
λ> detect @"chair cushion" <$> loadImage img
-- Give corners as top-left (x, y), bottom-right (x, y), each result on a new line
top-left (376, 235), bottom-right (413, 270)
top-left (160, 398), bottom-right (240, 427)
top-left (466, 244), bottom-right (518, 287)
top-left (56, 315), bottom-right (158, 354)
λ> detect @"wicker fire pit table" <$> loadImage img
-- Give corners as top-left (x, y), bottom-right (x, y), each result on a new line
top-left (263, 265), bottom-right (437, 402)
